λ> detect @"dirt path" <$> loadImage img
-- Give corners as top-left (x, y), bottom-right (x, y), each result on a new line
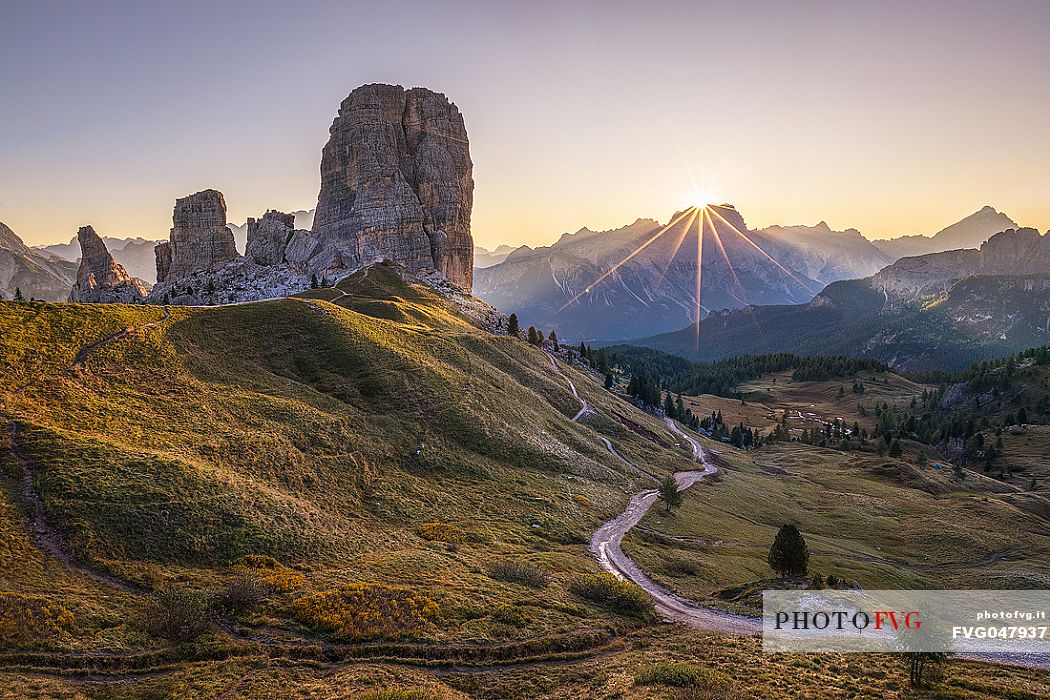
top-left (539, 351), bottom-right (759, 634)
top-left (544, 352), bottom-right (590, 421)
top-left (3, 308), bottom-right (177, 593)
top-left (597, 436), bottom-right (659, 484)
top-left (588, 417), bottom-right (759, 635)
top-left (6, 421), bottom-right (143, 594)
top-left (9, 306), bottom-right (173, 399)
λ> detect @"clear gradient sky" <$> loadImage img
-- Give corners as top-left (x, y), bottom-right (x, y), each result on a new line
top-left (1, 0), bottom-right (1048, 248)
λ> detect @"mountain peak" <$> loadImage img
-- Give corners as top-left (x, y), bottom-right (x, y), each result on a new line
top-left (0, 221), bottom-right (29, 253)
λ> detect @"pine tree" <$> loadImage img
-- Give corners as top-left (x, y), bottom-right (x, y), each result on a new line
top-left (768, 524), bottom-right (809, 578)
top-left (604, 373), bottom-right (613, 389)
top-left (527, 326), bottom-right (539, 345)
top-left (889, 438), bottom-right (903, 458)
top-left (578, 341), bottom-right (586, 358)
top-left (14, 287), bottom-right (25, 301)
top-left (310, 274), bottom-right (319, 289)
top-left (664, 392), bottom-right (675, 418)
top-left (658, 475), bottom-right (682, 513)
top-left (507, 313), bottom-right (519, 337)
top-left (549, 330), bottom-right (558, 351)
top-left (595, 348), bottom-right (610, 373)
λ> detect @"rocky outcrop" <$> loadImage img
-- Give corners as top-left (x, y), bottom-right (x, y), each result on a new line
top-left (0, 221), bottom-right (79, 301)
top-left (246, 210), bottom-right (295, 266)
top-left (155, 242), bottom-right (172, 283)
top-left (312, 84), bottom-right (474, 289)
top-left (979, 227), bottom-right (1050, 274)
top-left (69, 226), bottom-right (148, 303)
top-left (165, 190), bottom-right (239, 282)
top-left (872, 228), bottom-right (1050, 298)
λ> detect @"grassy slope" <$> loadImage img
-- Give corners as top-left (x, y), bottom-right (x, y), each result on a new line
top-left (0, 272), bottom-right (698, 653)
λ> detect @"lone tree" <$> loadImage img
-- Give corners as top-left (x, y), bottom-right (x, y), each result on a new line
top-left (507, 313), bottom-right (519, 337)
top-left (902, 651), bottom-right (949, 689)
top-left (310, 274), bottom-right (319, 289)
top-left (549, 330), bottom-right (559, 351)
top-left (14, 287), bottom-right (25, 301)
top-left (658, 475), bottom-right (682, 513)
top-left (768, 524), bottom-right (809, 578)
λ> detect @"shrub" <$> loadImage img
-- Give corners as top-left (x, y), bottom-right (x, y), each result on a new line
top-left (486, 560), bottom-right (550, 588)
top-left (530, 518), bottom-right (586, 545)
top-left (635, 662), bottom-right (733, 695)
top-left (0, 593), bottom-right (73, 646)
top-left (358, 690), bottom-right (441, 700)
top-left (663, 557), bottom-right (700, 577)
top-left (490, 604), bottom-right (528, 627)
top-left (235, 554), bottom-right (305, 592)
top-left (418, 522), bottom-right (467, 544)
top-left (568, 573), bottom-right (652, 616)
top-left (212, 572), bottom-right (272, 616)
top-left (145, 587), bottom-right (213, 643)
top-left (292, 583), bottom-right (439, 640)
top-left (573, 494), bottom-right (592, 508)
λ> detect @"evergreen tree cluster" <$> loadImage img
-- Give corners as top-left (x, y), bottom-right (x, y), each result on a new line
top-left (603, 346), bottom-right (887, 398)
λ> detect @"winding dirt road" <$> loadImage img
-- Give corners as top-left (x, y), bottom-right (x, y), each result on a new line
top-left (541, 352), bottom-right (758, 633)
top-left (589, 417), bottom-right (759, 634)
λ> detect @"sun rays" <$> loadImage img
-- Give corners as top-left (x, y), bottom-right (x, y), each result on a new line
top-left (556, 201), bottom-right (818, 355)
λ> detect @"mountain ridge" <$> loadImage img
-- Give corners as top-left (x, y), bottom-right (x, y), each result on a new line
top-left (621, 227), bottom-right (1050, 371)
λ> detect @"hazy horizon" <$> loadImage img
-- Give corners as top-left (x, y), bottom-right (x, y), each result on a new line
top-left (2, 0), bottom-right (1048, 249)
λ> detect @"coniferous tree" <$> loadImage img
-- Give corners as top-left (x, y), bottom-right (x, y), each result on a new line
top-left (658, 475), bottom-right (682, 513)
top-left (604, 373), bottom-right (613, 389)
top-left (310, 274), bottom-right (319, 289)
top-left (664, 392), bottom-right (676, 418)
top-left (595, 348), bottom-right (610, 373)
top-left (527, 326), bottom-right (539, 345)
top-left (507, 313), bottom-right (519, 336)
top-left (549, 330), bottom-right (558, 350)
top-left (768, 524), bottom-right (809, 578)
top-left (14, 287), bottom-right (25, 301)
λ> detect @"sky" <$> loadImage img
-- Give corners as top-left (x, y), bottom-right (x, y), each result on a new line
top-left (1, 0), bottom-right (1048, 249)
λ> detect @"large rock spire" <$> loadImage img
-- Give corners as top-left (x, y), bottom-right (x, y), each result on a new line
top-left (69, 226), bottom-right (148, 303)
top-left (312, 84), bottom-right (474, 289)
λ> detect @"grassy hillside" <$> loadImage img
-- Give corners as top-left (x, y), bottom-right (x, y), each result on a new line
top-left (0, 268), bottom-right (1047, 697)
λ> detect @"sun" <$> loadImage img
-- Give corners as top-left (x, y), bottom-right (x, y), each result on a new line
top-left (686, 188), bottom-right (720, 209)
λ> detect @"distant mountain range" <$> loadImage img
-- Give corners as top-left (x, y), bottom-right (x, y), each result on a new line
top-left (474, 204), bottom-right (1023, 342)
top-left (872, 206), bottom-right (1017, 259)
top-left (621, 227), bottom-right (1050, 372)
top-left (1, 222), bottom-right (78, 301)
top-left (36, 235), bottom-right (161, 282)
top-left (474, 244), bottom-right (516, 268)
